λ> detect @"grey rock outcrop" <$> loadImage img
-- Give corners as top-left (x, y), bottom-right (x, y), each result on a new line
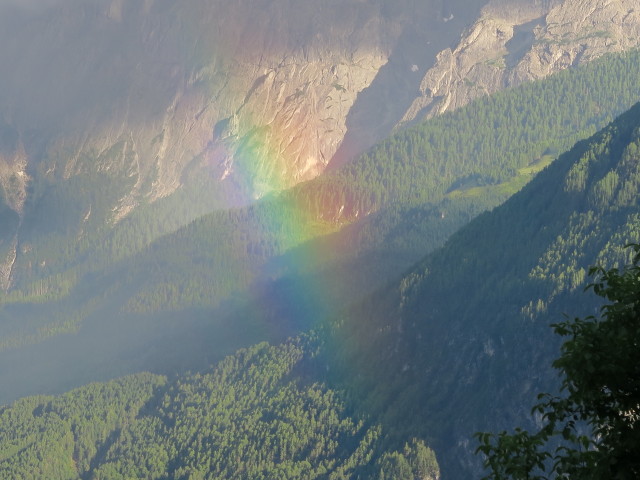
top-left (400, 0), bottom-right (640, 124)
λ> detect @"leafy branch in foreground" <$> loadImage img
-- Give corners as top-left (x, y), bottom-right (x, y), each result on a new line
top-left (475, 244), bottom-right (640, 479)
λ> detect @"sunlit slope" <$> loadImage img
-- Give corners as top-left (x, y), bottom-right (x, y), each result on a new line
top-left (327, 101), bottom-right (640, 478)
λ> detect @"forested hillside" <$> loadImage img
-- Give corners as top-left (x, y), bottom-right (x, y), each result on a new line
top-left (125, 47), bottom-right (640, 313)
top-left (0, 337), bottom-right (439, 480)
top-left (326, 100), bottom-right (640, 477)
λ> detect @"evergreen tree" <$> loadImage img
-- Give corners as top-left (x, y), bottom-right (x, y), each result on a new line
top-left (476, 245), bottom-right (640, 479)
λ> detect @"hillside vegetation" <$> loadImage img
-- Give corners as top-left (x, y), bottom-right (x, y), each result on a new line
top-left (327, 100), bottom-right (640, 477)
top-left (0, 337), bottom-right (438, 480)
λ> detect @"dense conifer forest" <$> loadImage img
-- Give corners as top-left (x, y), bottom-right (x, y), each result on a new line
top-left (0, 338), bottom-right (439, 479)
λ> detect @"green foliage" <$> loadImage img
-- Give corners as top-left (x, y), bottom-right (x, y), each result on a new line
top-left (3, 50), bottom-right (640, 477)
top-left (476, 245), bottom-right (640, 479)
top-left (376, 439), bottom-right (440, 480)
top-left (1, 50), bottom-right (640, 480)
top-left (310, 48), bottom-right (640, 213)
top-left (0, 374), bottom-right (163, 479)
top-left (253, 49), bottom-right (640, 329)
top-left (0, 336), bottom-right (439, 480)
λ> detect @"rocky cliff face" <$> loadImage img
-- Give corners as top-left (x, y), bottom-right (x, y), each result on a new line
top-left (0, 0), bottom-right (501, 218)
top-left (400, 0), bottom-right (640, 124)
top-left (0, 0), bottom-right (395, 211)
top-left (0, 123), bottom-right (26, 291)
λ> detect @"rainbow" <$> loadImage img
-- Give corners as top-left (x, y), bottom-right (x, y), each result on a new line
top-left (159, 4), bottom-right (371, 343)
top-left (210, 117), bottom-right (344, 339)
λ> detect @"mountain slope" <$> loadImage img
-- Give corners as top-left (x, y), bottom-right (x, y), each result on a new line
top-left (0, 0), bottom-right (490, 215)
top-left (243, 46), bottom-right (640, 333)
top-left (2, 102), bottom-right (640, 478)
top-left (327, 101), bottom-right (640, 477)
top-left (2, 0), bottom-right (640, 301)
top-left (0, 0), bottom-right (488, 312)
